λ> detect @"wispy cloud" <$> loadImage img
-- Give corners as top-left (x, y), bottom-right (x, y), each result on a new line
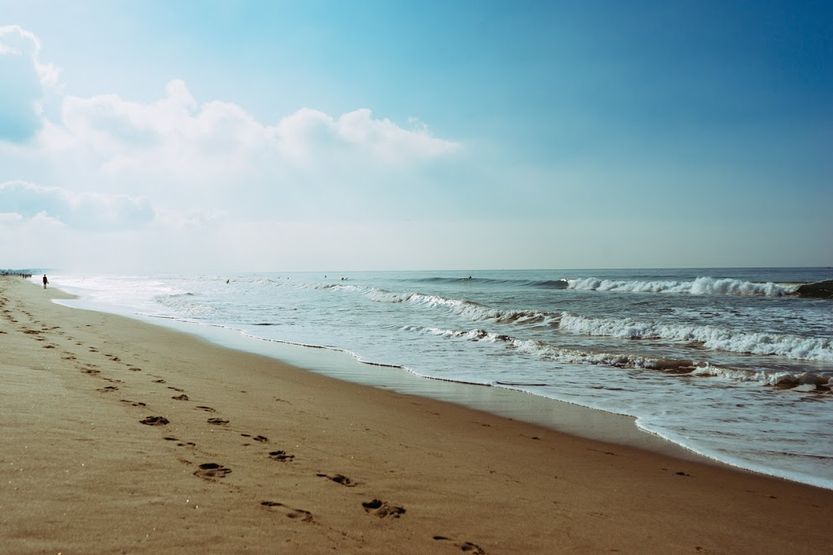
top-left (0, 25), bottom-right (61, 87)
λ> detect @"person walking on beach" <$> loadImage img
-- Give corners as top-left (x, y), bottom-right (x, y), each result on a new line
top-left (42, 274), bottom-right (48, 289)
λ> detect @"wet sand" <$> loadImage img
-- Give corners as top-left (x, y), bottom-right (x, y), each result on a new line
top-left (1, 277), bottom-right (831, 553)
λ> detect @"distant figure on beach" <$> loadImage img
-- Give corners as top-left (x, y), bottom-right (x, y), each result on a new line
top-left (42, 274), bottom-right (48, 289)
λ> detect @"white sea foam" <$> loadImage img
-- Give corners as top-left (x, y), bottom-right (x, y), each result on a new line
top-left (45, 274), bottom-right (185, 313)
top-left (402, 325), bottom-right (833, 390)
top-left (367, 289), bottom-right (558, 324)
top-left (333, 285), bottom-right (833, 362)
top-left (156, 293), bottom-right (217, 318)
top-left (566, 276), bottom-right (798, 297)
top-left (559, 313), bottom-right (833, 362)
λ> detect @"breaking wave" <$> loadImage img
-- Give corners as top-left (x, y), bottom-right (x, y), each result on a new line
top-left (565, 276), bottom-right (798, 297)
top-left (319, 283), bottom-right (831, 362)
top-left (558, 313), bottom-right (833, 362)
top-left (401, 274), bottom-right (805, 297)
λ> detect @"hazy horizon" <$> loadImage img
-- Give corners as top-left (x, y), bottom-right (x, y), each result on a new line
top-left (2, 1), bottom-right (831, 272)
top-left (6, 265), bottom-right (833, 277)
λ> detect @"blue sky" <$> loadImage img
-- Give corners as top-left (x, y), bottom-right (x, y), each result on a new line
top-left (1, 1), bottom-right (831, 271)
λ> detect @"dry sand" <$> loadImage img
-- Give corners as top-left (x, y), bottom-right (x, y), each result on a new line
top-left (1, 277), bottom-right (831, 554)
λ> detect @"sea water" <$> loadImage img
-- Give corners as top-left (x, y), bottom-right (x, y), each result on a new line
top-left (45, 268), bottom-right (833, 489)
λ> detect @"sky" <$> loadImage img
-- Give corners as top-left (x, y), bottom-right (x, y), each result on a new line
top-left (1, 0), bottom-right (831, 272)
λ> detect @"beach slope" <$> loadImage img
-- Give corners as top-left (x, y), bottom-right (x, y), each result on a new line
top-left (1, 278), bottom-right (831, 553)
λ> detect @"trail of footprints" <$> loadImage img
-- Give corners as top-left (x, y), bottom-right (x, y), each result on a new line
top-left (2, 297), bottom-right (488, 553)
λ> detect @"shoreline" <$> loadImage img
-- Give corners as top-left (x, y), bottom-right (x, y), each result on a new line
top-left (55, 285), bottom-right (831, 489)
top-left (3, 277), bottom-right (832, 553)
top-left (57, 294), bottom-right (702, 463)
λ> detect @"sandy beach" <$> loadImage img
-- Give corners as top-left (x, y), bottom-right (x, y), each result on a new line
top-left (1, 277), bottom-right (831, 554)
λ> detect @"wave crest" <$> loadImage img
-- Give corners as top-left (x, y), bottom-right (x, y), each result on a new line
top-left (558, 313), bottom-right (833, 362)
top-left (368, 289), bottom-right (558, 324)
top-left (566, 276), bottom-right (798, 297)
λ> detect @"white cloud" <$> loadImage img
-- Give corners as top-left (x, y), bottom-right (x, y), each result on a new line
top-left (0, 25), bottom-right (61, 87)
top-left (275, 107), bottom-right (458, 164)
top-left (2, 27), bottom-right (458, 182)
top-left (38, 79), bottom-right (458, 180)
top-left (0, 180), bottom-right (154, 230)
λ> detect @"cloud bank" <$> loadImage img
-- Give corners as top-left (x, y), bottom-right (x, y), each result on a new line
top-left (0, 25), bottom-right (467, 271)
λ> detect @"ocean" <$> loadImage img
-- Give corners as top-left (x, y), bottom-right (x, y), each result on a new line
top-left (44, 268), bottom-right (833, 489)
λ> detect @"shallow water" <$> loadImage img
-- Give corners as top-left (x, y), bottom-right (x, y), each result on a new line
top-left (47, 268), bottom-right (833, 488)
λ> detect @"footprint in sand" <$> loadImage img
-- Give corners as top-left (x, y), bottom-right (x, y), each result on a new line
top-left (167, 386), bottom-right (185, 392)
top-left (362, 499), bottom-right (405, 519)
top-left (152, 379), bottom-right (166, 384)
top-left (96, 385), bottom-right (119, 393)
top-left (128, 367), bottom-right (142, 372)
top-left (207, 417), bottom-right (229, 426)
top-left (316, 473), bottom-right (358, 487)
top-left (172, 394), bottom-right (190, 401)
top-left (433, 536), bottom-right (487, 554)
top-left (120, 399), bottom-right (147, 407)
top-left (268, 450), bottom-right (295, 462)
top-left (164, 436), bottom-right (196, 447)
top-left (195, 406), bottom-right (216, 413)
top-left (140, 416), bottom-right (170, 426)
top-left (241, 433), bottom-right (268, 442)
top-left (260, 501), bottom-right (313, 522)
top-left (193, 462), bottom-right (232, 480)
